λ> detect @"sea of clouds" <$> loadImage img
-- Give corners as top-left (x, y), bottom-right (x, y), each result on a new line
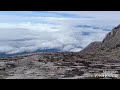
top-left (0, 11), bottom-right (120, 55)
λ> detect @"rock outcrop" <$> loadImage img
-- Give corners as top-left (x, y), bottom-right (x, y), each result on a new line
top-left (80, 41), bottom-right (102, 54)
top-left (80, 24), bottom-right (120, 54)
top-left (102, 24), bottom-right (120, 49)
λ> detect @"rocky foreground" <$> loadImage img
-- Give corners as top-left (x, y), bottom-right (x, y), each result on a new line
top-left (1, 25), bottom-right (120, 79)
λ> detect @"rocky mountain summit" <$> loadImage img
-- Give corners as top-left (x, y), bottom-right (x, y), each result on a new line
top-left (1, 25), bottom-right (120, 79)
top-left (102, 24), bottom-right (120, 49)
top-left (80, 24), bottom-right (120, 55)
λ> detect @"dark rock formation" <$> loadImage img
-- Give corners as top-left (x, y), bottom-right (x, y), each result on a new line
top-left (5, 61), bottom-right (16, 68)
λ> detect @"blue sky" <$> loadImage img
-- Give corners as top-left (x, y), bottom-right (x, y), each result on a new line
top-left (0, 11), bottom-right (120, 54)
top-left (0, 11), bottom-right (92, 18)
top-left (0, 11), bottom-right (93, 23)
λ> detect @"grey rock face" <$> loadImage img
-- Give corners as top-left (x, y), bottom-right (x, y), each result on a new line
top-left (102, 24), bottom-right (120, 49)
top-left (80, 24), bottom-right (120, 56)
top-left (80, 41), bottom-right (102, 54)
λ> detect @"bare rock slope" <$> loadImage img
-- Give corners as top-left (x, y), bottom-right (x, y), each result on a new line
top-left (102, 24), bottom-right (120, 49)
top-left (1, 25), bottom-right (120, 79)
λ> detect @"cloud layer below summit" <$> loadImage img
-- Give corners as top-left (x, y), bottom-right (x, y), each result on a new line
top-left (0, 11), bottom-right (120, 54)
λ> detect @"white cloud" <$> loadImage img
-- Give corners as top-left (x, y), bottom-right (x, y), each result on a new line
top-left (0, 22), bottom-right (110, 54)
top-left (0, 11), bottom-right (119, 55)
